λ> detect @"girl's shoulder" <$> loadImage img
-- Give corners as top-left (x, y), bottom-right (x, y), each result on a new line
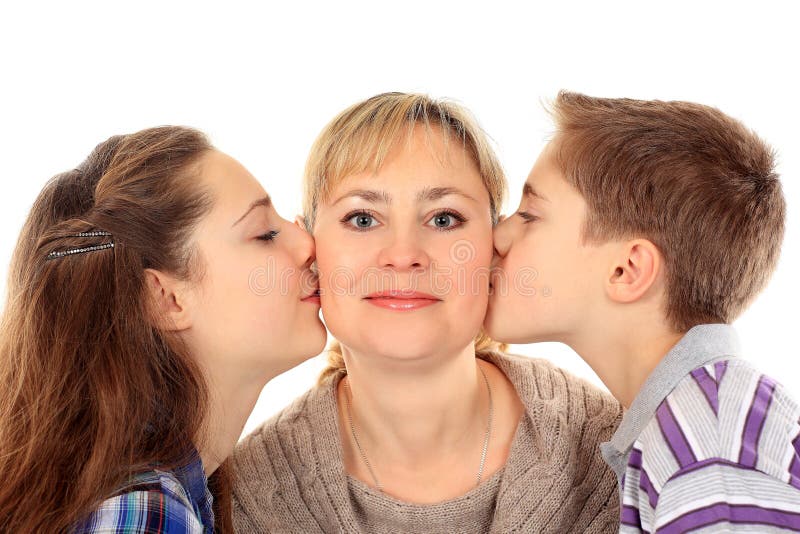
top-left (73, 470), bottom-right (204, 533)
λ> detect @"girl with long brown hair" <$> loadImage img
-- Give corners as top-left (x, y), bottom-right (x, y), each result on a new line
top-left (0, 126), bottom-right (326, 532)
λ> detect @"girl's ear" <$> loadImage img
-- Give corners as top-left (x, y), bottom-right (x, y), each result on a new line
top-left (144, 268), bottom-right (194, 331)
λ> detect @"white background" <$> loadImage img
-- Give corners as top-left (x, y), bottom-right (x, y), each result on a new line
top-left (1, 1), bottom-right (797, 439)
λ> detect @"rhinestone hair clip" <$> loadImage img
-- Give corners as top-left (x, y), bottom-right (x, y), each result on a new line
top-left (46, 231), bottom-right (115, 260)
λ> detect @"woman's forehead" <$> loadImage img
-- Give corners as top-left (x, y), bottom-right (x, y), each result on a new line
top-left (322, 128), bottom-right (484, 200)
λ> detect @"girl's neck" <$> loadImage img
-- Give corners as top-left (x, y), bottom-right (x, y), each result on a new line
top-left (198, 372), bottom-right (270, 476)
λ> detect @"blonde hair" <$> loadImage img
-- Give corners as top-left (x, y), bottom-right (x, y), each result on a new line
top-left (302, 92), bottom-right (509, 384)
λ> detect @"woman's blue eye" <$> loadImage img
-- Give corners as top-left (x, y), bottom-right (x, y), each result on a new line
top-left (427, 211), bottom-right (466, 230)
top-left (257, 230), bottom-right (280, 242)
top-left (342, 211), bottom-right (379, 230)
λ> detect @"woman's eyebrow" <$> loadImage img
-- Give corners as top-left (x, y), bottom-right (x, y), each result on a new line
top-left (332, 189), bottom-right (392, 206)
top-left (332, 186), bottom-right (476, 206)
top-left (417, 186), bottom-right (477, 203)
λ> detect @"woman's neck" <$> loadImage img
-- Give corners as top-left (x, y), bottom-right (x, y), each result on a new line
top-left (339, 342), bottom-right (486, 467)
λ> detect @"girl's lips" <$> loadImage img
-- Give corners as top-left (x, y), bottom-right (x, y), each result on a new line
top-left (301, 288), bottom-right (321, 304)
top-left (363, 291), bottom-right (442, 311)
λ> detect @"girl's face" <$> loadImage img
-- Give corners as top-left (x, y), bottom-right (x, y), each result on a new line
top-left (313, 126), bottom-right (494, 362)
top-left (183, 150), bottom-right (326, 382)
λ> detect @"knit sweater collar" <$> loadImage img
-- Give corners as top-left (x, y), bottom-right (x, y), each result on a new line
top-left (299, 352), bottom-right (546, 528)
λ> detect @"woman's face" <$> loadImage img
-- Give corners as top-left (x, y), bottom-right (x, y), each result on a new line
top-left (182, 150), bottom-right (326, 381)
top-left (313, 126), bottom-right (494, 361)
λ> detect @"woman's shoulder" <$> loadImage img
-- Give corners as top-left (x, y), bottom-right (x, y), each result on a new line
top-left (236, 378), bottom-right (334, 451)
top-left (486, 351), bottom-right (622, 427)
top-left (72, 470), bottom-right (204, 533)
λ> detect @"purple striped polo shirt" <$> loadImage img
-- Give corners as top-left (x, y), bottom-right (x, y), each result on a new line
top-left (600, 324), bottom-right (800, 533)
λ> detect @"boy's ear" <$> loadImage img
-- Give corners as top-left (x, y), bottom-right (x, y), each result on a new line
top-left (144, 268), bottom-right (193, 331)
top-left (606, 239), bottom-right (662, 304)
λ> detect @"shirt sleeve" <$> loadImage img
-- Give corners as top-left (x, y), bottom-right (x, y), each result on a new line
top-left (72, 489), bottom-right (205, 534)
top-left (651, 459), bottom-right (800, 533)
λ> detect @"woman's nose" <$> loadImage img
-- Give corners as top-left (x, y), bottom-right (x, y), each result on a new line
top-left (376, 230), bottom-right (431, 271)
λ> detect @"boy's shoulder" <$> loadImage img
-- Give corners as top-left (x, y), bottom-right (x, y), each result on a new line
top-left (634, 357), bottom-right (800, 492)
top-left (623, 359), bottom-right (800, 531)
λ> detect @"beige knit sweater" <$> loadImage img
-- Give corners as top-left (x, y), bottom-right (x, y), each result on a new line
top-left (231, 352), bottom-right (622, 533)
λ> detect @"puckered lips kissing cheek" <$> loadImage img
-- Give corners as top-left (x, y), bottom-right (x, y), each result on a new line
top-left (363, 290), bottom-right (442, 311)
top-left (300, 268), bottom-right (322, 306)
top-left (488, 251), bottom-right (505, 295)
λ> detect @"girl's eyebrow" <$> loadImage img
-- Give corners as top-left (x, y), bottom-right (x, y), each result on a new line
top-left (233, 195), bottom-right (272, 226)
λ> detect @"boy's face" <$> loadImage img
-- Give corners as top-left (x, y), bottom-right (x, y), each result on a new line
top-left (484, 141), bottom-right (608, 343)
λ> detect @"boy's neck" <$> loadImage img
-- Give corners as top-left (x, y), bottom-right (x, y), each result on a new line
top-left (569, 319), bottom-right (686, 409)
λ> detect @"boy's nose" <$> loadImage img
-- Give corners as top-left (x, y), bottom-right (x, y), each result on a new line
top-left (492, 215), bottom-right (513, 258)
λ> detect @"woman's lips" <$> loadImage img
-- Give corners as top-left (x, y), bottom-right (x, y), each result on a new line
top-left (363, 291), bottom-right (441, 311)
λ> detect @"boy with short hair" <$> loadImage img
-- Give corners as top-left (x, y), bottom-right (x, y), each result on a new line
top-left (485, 91), bottom-right (800, 532)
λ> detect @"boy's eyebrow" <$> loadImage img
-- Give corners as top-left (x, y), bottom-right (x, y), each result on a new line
top-left (523, 182), bottom-right (549, 202)
top-left (332, 189), bottom-right (392, 206)
top-left (233, 195), bottom-right (272, 226)
top-left (417, 186), bottom-right (477, 203)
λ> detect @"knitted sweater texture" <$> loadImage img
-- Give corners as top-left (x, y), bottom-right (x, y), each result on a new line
top-left (232, 352), bottom-right (622, 533)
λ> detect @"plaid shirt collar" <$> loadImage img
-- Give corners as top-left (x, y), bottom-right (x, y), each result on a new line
top-left (174, 447), bottom-right (215, 530)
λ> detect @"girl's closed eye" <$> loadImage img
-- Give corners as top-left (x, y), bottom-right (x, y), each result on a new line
top-left (426, 210), bottom-right (466, 231)
top-left (257, 230), bottom-right (280, 242)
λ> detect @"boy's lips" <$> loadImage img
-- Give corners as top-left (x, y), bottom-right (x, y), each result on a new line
top-left (363, 290), bottom-right (442, 311)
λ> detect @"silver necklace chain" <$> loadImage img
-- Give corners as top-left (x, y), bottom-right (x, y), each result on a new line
top-left (343, 364), bottom-right (493, 493)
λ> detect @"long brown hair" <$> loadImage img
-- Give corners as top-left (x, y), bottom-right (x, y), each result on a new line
top-left (0, 127), bottom-right (231, 532)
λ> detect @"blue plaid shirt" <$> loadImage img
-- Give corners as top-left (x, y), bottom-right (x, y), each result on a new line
top-left (72, 451), bottom-right (214, 533)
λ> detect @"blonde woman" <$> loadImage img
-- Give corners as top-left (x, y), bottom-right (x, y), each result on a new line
top-left (232, 93), bottom-right (622, 533)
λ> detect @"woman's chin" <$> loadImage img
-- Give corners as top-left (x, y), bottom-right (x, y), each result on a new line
top-left (345, 334), bottom-right (469, 363)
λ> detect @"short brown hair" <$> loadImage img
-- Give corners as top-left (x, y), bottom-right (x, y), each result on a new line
top-left (551, 91), bottom-right (785, 332)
